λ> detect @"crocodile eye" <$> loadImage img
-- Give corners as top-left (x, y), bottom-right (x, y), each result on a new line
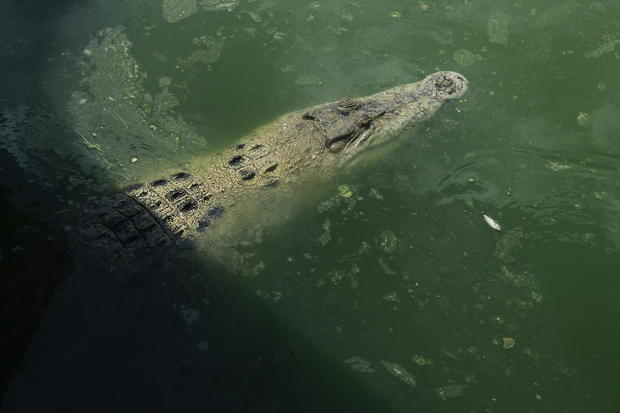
top-left (336, 98), bottom-right (359, 112)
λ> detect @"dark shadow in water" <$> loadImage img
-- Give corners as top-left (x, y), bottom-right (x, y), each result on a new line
top-left (2, 246), bottom-right (391, 412)
top-left (0, 187), bottom-right (72, 400)
top-left (0, 1), bottom-right (391, 411)
top-left (0, 0), bottom-right (87, 400)
top-left (0, 0), bottom-right (87, 103)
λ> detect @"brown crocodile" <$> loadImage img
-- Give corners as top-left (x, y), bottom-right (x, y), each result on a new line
top-left (80, 71), bottom-right (468, 254)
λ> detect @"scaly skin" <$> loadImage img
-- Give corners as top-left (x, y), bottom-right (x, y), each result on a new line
top-left (79, 71), bottom-right (468, 253)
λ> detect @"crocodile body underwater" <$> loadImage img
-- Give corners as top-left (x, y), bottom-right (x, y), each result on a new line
top-left (79, 71), bottom-right (468, 254)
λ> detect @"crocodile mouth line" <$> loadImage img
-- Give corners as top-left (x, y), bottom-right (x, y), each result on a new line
top-left (324, 115), bottom-right (379, 152)
top-left (345, 121), bottom-right (375, 150)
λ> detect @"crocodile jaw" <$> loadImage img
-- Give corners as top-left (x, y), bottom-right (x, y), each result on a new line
top-left (335, 71), bottom-right (468, 163)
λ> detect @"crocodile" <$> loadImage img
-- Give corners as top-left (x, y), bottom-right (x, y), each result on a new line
top-left (79, 71), bottom-right (468, 254)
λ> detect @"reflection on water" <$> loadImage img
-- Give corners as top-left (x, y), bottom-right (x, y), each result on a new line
top-left (1, 0), bottom-right (620, 411)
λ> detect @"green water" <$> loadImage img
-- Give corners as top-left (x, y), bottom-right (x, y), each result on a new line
top-left (2, 0), bottom-right (620, 411)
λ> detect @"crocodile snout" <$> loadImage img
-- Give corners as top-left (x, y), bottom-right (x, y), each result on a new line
top-left (428, 71), bottom-right (468, 99)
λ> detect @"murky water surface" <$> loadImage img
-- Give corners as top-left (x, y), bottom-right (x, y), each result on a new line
top-left (2, 0), bottom-right (620, 411)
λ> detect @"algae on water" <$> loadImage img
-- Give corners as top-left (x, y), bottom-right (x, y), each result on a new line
top-left (162, 0), bottom-right (199, 23)
top-left (377, 230), bottom-right (398, 253)
top-left (180, 36), bottom-right (224, 71)
top-left (68, 26), bottom-right (206, 183)
top-left (453, 49), bottom-right (477, 66)
top-left (487, 12), bottom-right (510, 45)
top-left (531, 1), bottom-right (579, 28)
top-left (0, 105), bottom-right (90, 195)
top-left (585, 38), bottom-right (620, 59)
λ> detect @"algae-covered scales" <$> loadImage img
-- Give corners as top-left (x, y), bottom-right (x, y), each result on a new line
top-left (80, 71), bottom-right (468, 253)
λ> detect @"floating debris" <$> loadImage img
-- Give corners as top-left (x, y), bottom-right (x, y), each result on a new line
top-left (246, 11), bottom-right (262, 22)
top-left (576, 111), bottom-right (590, 126)
top-left (250, 261), bottom-right (266, 277)
top-left (378, 257), bottom-right (397, 276)
top-left (130, 157), bottom-right (138, 163)
top-left (502, 337), bottom-right (516, 349)
top-left (413, 355), bottom-right (433, 366)
top-left (338, 184), bottom-right (353, 198)
top-left (531, 291), bottom-right (544, 303)
top-left (369, 188), bottom-right (384, 200)
top-left (437, 384), bottom-right (464, 400)
top-left (201, 0), bottom-right (239, 12)
top-left (382, 292), bottom-right (401, 303)
top-left (318, 219), bottom-right (331, 246)
top-left (328, 269), bottom-right (347, 286)
top-left (381, 360), bottom-right (416, 387)
top-left (377, 230), bottom-right (398, 253)
top-left (295, 74), bottom-right (325, 86)
top-left (345, 356), bottom-right (374, 373)
top-left (340, 13), bottom-right (354, 23)
top-left (483, 214), bottom-right (502, 232)
top-left (76, 131), bottom-right (104, 152)
top-left (546, 161), bottom-right (571, 172)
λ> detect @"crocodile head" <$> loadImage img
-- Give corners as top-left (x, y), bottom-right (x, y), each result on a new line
top-left (303, 71), bottom-right (468, 163)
